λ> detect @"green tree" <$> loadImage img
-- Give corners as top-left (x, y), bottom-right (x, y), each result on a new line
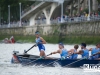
top-left (0, 0), bottom-right (35, 24)
top-left (97, 0), bottom-right (100, 3)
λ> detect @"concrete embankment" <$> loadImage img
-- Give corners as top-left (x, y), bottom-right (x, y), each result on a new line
top-left (0, 21), bottom-right (100, 44)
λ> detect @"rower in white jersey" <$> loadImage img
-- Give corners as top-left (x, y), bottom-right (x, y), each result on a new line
top-left (68, 45), bottom-right (79, 59)
top-left (74, 43), bottom-right (89, 59)
top-left (49, 43), bottom-right (68, 60)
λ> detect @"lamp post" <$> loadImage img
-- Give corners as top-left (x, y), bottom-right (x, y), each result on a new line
top-left (61, 3), bottom-right (64, 23)
top-left (19, 2), bottom-right (21, 27)
top-left (0, 7), bottom-right (1, 25)
top-left (8, 5), bottom-right (10, 27)
top-left (78, 0), bottom-right (80, 14)
top-left (58, 0), bottom-right (64, 23)
top-left (88, 0), bottom-right (91, 21)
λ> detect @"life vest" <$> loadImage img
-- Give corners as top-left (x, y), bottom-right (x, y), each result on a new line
top-left (91, 48), bottom-right (100, 59)
top-left (82, 49), bottom-right (89, 58)
top-left (71, 49), bottom-right (78, 59)
top-left (60, 49), bottom-right (68, 58)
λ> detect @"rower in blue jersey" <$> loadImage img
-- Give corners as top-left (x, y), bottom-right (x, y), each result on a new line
top-left (90, 43), bottom-right (100, 60)
top-left (89, 43), bottom-right (100, 60)
top-left (74, 43), bottom-right (89, 59)
top-left (98, 47), bottom-right (100, 60)
top-left (68, 45), bottom-right (79, 59)
top-left (49, 43), bottom-right (68, 60)
top-left (35, 31), bottom-right (46, 58)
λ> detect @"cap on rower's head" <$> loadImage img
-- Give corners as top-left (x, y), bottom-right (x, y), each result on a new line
top-left (59, 42), bottom-right (64, 47)
top-left (81, 43), bottom-right (86, 47)
top-left (35, 31), bottom-right (40, 35)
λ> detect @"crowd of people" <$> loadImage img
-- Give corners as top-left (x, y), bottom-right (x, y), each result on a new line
top-left (0, 20), bottom-right (29, 28)
top-left (56, 11), bottom-right (100, 22)
top-left (34, 11), bottom-right (100, 25)
top-left (1, 11), bottom-right (100, 27)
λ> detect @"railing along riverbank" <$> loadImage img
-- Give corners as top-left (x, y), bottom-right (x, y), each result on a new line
top-left (0, 16), bottom-right (100, 28)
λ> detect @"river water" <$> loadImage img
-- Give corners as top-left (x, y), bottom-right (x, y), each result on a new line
top-left (0, 43), bottom-right (100, 75)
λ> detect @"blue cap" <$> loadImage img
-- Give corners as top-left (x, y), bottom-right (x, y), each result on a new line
top-left (59, 43), bottom-right (64, 47)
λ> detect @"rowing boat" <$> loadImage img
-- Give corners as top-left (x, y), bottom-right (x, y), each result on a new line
top-left (11, 51), bottom-right (100, 67)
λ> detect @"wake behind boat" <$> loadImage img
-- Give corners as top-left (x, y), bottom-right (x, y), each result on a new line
top-left (11, 51), bottom-right (100, 68)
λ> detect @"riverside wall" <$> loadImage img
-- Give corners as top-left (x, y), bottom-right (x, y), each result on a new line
top-left (0, 21), bottom-right (100, 36)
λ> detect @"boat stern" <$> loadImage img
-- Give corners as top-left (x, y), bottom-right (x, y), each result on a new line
top-left (11, 51), bottom-right (19, 63)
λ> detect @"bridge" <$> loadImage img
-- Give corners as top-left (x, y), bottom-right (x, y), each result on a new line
top-left (21, 0), bottom-right (72, 26)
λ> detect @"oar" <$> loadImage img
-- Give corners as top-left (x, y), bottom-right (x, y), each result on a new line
top-left (42, 54), bottom-right (72, 67)
top-left (24, 44), bottom-right (36, 53)
top-left (23, 54), bottom-right (52, 66)
top-left (64, 58), bottom-right (85, 67)
top-left (42, 58), bottom-right (60, 67)
top-left (41, 53), bottom-right (63, 67)
top-left (64, 52), bottom-right (100, 67)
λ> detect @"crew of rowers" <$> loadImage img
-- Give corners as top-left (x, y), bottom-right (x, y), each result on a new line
top-left (35, 31), bottom-right (100, 60)
top-left (49, 43), bottom-right (100, 60)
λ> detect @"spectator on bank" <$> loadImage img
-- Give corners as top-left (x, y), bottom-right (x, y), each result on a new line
top-left (85, 13), bottom-right (88, 17)
top-left (98, 11), bottom-right (100, 16)
top-left (65, 15), bottom-right (68, 21)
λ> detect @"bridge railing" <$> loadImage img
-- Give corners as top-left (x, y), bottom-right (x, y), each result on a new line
top-left (0, 22), bottom-right (29, 28)
top-left (52, 15), bottom-right (100, 24)
top-left (35, 20), bottom-right (46, 25)
top-left (35, 15), bottom-right (100, 25)
top-left (21, 2), bottom-right (42, 16)
top-left (0, 16), bottom-right (100, 28)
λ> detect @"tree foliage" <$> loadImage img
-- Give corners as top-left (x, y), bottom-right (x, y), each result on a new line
top-left (0, 0), bottom-right (35, 23)
top-left (97, 0), bottom-right (100, 4)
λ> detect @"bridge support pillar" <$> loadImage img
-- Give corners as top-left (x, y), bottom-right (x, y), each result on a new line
top-left (42, 3), bottom-right (58, 25)
top-left (29, 14), bottom-right (37, 26)
top-left (28, 3), bottom-right (58, 26)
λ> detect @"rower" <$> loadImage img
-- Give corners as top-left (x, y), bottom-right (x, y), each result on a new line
top-left (35, 31), bottom-right (46, 58)
top-left (99, 44), bottom-right (100, 59)
top-left (68, 45), bottom-right (79, 59)
top-left (49, 43), bottom-right (68, 60)
top-left (74, 43), bottom-right (89, 59)
top-left (91, 43), bottom-right (100, 60)
top-left (89, 43), bottom-right (100, 60)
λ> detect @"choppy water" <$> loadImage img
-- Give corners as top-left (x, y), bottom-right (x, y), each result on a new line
top-left (0, 43), bottom-right (100, 75)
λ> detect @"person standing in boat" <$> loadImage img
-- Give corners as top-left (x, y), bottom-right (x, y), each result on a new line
top-left (74, 43), bottom-right (89, 59)
top-left (68, 45), bottom-right (79, 59)
top-left (49, 43), bottom-right (68, 60)
top-left (89, 43), bottom-right (100, 60)
top-left (35, 31), bottom-right (46, 58)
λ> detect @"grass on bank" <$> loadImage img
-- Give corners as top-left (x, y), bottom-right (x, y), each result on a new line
top-left (0, 35), bottom-right (100, 45)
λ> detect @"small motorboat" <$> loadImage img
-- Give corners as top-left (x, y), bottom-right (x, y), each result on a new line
top-left (11, 51), bottom-right (100, 68)
top-left (1, 36), bottom-right (16, 44)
